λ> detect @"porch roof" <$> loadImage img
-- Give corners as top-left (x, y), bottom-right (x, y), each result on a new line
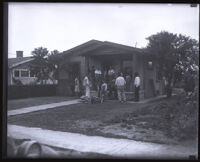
top-left (58, 40), bottom-right (150, 59)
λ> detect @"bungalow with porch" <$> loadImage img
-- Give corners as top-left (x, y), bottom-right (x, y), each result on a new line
top-left (8, 51), bottom-right (58, 85)
top-left (8, 51), bottom-right (36, 85)
top-left (56, 40), bottom-right (165, 100)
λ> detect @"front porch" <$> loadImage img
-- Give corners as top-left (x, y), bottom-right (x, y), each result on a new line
top-left (57, 40), bottom-right (160, 99)
top-left (83, 47), bottom-right (145, 100)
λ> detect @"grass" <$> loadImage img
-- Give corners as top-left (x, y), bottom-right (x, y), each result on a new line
top-left (8, 98), bottom-right (169, 140)
top-left (8, 95), bottom-right (197, 145)
top-left (8, 100), bottom-right (152, 130)
top-left (7, 96), bottom-right (78, 110)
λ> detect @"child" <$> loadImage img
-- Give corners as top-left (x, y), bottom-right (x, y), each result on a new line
top-left (100, 80), bottom-right (108, 103)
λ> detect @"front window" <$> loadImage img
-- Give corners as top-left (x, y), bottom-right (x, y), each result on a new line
top-left (21, 70), bottom-right (29, 77)
top-left (14, 70), bottom-right (20, 77)
top-left (30, 71), bottom-right (35, 77)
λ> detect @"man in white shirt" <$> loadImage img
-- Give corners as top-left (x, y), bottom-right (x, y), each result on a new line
top-left (108, 66), bottom-right (115, 76)
top-left (134, 72), bottom-right (140, 101)
top-left (115, 73), bottom-right (126, 102)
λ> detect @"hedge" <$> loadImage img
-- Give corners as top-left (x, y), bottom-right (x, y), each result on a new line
top-left (8, 85), bottom-right (57, 100)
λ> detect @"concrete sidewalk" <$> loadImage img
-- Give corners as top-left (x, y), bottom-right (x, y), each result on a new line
top-left (8, 99), bottom-right (80, 117)
top-left (8, 125), bottom-right (197, 159)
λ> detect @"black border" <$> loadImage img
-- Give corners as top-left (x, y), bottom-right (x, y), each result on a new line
top-left (1, 1), bottom-right (8, 160)
top-left (1, 0), bottom-right (199, 161)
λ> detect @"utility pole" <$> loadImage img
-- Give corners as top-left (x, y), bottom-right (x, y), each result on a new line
top-left (135, 42), bottom-right (137, 48)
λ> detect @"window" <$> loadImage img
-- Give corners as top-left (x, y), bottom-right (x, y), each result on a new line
top-left (30, 71), bottom-right (35, 77)
top-left (14, 70), bottom-right (20, 77)
top-left (21, 70), bottom-right (29, 77)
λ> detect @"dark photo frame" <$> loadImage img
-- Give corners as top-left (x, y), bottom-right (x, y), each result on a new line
top-left (2, 0), bottom-right (199, 160)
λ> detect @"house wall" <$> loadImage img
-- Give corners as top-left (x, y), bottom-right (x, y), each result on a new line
top-left (10, 62), bottom-right (37, 85)
top-left (68, 55), bottom-right (86, 80)
top-left (143, 56), bottom-right (164, 98)
top-left (57, 55), bottom-right (86, 96)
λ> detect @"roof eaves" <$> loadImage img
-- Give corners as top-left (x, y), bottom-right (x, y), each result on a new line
top-left (62, 40), bottom-right (103, 54)
top-left (59, 40), bottom-right (104, 58)
top-left (9, 58), bottom-right (34, 69)
top-left (103, 41), bottom-right (145, 53)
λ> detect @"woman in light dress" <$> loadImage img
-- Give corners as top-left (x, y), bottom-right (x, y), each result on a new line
top-left (83, 75), bottom-right (91, 98)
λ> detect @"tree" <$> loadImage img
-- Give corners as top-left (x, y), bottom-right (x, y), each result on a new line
top-left (29, 47), bottom-right (50, 84)
top-left (146, 31), bottom-right (199, 97)
top-left (47, 50), bottom-right (60, 83)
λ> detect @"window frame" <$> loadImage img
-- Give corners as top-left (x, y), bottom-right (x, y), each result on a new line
top-left (13, 69), bottom-right (20, 77)
top-left (20, 69), bottom-right (29, 77)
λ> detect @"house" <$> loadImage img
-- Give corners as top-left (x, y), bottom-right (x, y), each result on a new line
top-left (55, 40), bottom-right (165, 99)
top-left (8, 51), bottom-right (37, 85)
top-left (8, 51), bottom-right (57, 85)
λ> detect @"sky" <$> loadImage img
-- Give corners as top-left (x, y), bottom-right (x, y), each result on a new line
top-left (8, 3), bottom-right (199, 58)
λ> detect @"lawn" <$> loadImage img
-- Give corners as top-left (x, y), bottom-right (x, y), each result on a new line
top-left (7, 96), bottom-right (78, 110)
top-left (8, 95), bottom-right (198, 146)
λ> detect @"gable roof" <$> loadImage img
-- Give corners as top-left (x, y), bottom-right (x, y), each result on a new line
top-left (58, 39), bottom-right (148, 59)
top-left (8, 57), bottom-right (34, 69)
top-left (58, 39), bottom-right (103, 58)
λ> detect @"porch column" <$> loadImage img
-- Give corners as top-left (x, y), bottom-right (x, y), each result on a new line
top-left (132, 54), bottom-right (145, 99)
top-left (132, 53), bottom-right (138, 77)
top-left (81, 56), bottom-right (87, 79)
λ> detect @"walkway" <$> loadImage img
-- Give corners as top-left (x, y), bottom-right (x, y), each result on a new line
top-left (8, 99), bottom-right (80, 117)
top-left (8, 125), bottom-right (197, 159)
top-left (8, 95), bottom-right (175, 117)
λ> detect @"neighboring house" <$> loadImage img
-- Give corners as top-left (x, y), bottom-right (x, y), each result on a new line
top-left (55, 40), bottom-right (165, 99)
top-left (8, 51), bottom-right (57, 85)
top-left (8, 51), bottom-right (37, 85)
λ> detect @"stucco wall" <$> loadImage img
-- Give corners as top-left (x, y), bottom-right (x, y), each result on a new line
top-left (57, 55), bottom-right (86, 96)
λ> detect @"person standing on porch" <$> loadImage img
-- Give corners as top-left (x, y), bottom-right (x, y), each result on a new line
top-left (134, 72), bottom-right (140, 101)
top-left (83, 75), bottom-right (91, 98)
top-left (108, 66), bottom-right (115, 83)
top-left (115, 72), bottom-right (126, 103)
top-left (74, 76), bottom-right (80, 97)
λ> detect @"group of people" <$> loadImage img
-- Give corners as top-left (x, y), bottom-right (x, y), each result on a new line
top-left (74, 66), bottom-right (141, 103)
top-left (114, 72), bottom-right (140, 102)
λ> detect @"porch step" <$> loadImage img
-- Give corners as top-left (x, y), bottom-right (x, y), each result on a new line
top-left (125, 91), bottom-right (144, 101)
top-left (90, 90), bottom-right (144, 101)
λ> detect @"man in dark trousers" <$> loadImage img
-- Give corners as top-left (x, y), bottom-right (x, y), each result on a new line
top-left (134, 72), bottom-right (140, 101)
